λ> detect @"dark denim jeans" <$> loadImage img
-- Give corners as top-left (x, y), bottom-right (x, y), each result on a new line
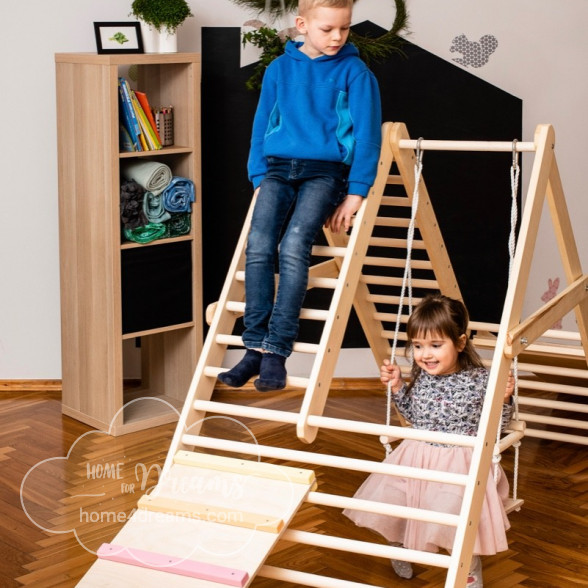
top-left (243, 157), bottom-right (349, 357)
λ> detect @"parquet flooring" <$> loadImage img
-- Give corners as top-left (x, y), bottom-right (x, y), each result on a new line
top-left (2, 384), bottom-right (587, 587)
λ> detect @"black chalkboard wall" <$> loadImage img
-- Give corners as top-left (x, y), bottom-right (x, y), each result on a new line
top-left (201, 24), bottom-right (522, 347)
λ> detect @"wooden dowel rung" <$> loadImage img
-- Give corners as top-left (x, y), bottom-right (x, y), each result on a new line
top-left (382, 330), bottom-right (409, 341)
top-left (473, 326), bottom-right (582, 344)
top-left (193, 400), bottom-right (300, 425)
top-left (469, 321), bottom-right (500, 332)
top-left (504, 341), bottom-right (586, 360)
top-left (397, 138), bottom-right (536, 152)
top-left (280, 529), bottom-right (451, 568)
top-left (213, 334), bottom-right (319, 355)
top-left (480, 357), bottom-right (588, 379)
top-left (518, 396), bottom-right (588, 413)
top-left (368, 236), bottom-right (427, 249)
top-left (367, 294), bottom-right (425, 305)
top-left (374, 312), bottom-right (409, 323)
top-left (306, 413), bottom-right (472, 446)
top-left (363, 256), bottom-right (432, 270)
top-left (306, 491), bottom-right (459, 526)
top-left (518, 379), bottom-right (588, 397)
top-left (180, 435), bottom-right (471, 484)
top-left (225, 301), bottom-right (328, 322)
top-left (308, 276), bottom-right (339, 289)
top-left (495, 429), bottom-right (525, 454)
top-left (518, 412), bottom-right (588, 430)
top-left (374, 217), bottom-right (410, 228)
top-left (381, 195), bottom-right (411, 206)
top-left (173, 449), bottom-right (315, 484)
top-left (234, 271), bottom-right (338, 289)
top-left (215, 334), bottom-right (243, 346)
top-left (311, 245), bottom-right (347, 257)
top-left (362, 275), bottom-right (438, 289)
top-left (225, 301), bottom-right (244, 313)
top-left (524, 428), bottom-right (588, 445)
top-left (208, 366), bottom-right (310, 388)
top-left (386, 175), bottom-right (405, 185)
top-left (258, 565), bottom-right (379, 588)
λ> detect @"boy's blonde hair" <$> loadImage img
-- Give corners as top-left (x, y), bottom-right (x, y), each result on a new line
top-left (298, 0), bottom-right (354, 15)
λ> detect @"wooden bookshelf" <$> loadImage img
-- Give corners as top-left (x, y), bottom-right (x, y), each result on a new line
top-left (55, 52), bottom-right (202, 435)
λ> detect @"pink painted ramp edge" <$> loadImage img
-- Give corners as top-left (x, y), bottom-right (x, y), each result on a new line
top-left (97, 543), bottom-right (249, 587)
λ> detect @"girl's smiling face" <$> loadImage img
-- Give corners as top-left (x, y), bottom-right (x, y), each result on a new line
top-left (411, 331), bottom-right (466, 376)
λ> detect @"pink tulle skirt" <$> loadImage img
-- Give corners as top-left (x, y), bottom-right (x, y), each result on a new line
top-left (343, 439), bottom-right (510, 555)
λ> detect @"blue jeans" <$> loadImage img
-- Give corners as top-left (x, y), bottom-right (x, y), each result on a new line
top-left (243, 157), bottom-right (349, 357)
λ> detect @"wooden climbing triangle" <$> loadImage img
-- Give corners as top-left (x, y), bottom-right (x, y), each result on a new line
top-left (78, 122), bottom-right (588, 587)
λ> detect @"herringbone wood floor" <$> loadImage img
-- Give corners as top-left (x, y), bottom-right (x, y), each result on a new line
top-left (2, 383), bottom-right (587, 587)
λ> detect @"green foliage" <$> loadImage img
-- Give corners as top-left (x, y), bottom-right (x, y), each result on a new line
top-left (242, 27), bottom-right (288, 91)
top-left (230, 0), bottom-right (300, 16)
top-left (237, 0), bottom-right (409, 90)
top-left (349, 0), bottom-right (409, 65)
top-left (130, 0), bottom-right (193, 33)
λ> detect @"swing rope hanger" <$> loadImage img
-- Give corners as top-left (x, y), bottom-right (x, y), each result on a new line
top-left (397, 138), bottom-right (536, 153)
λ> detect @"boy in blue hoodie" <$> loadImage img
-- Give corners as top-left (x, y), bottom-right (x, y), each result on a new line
top-left (218, 0), bottom-right (382, 392)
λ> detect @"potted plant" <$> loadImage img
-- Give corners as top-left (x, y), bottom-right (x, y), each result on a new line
top-left (130, 0), bottom-right (194, 53)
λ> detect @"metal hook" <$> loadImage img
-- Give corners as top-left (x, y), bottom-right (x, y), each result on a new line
top-left (511, 138), bottom-right (519, 169)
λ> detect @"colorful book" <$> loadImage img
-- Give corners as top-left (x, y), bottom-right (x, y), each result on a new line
top-left (130, 90), bottom-right (162, 151)
top-left (119, 123), bottom-right (135, 152)
top-left (117, 86), bottom-right (140, 151)
top-left (118, 78), bottom-right (143, 151)
top-left (134, 90), bottom-right (162, 144)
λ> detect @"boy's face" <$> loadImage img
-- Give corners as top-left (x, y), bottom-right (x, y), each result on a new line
top-left (295, 6), bottom-right (352, 59)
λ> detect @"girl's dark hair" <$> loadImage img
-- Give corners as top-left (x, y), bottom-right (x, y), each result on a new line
top-left (405, 293), bottom-right (483, 389)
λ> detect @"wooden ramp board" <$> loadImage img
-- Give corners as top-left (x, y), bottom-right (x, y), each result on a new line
top-left (77, 454), bottom-right (315, 586)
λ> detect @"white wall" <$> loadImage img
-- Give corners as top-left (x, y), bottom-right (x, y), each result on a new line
top-left (1, 0), bottom-right (586, 379)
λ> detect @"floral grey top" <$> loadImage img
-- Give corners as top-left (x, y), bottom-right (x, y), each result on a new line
top-left (394, 367), bottom-right (513, 439)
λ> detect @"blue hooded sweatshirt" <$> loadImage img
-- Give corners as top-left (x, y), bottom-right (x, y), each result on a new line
top-left (248, 41), bottom-right (382, 197)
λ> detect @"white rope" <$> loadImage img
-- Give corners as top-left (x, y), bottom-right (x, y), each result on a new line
top-left (382, 140), bottom-right (424, 454)
top-left (494, 139), bottom-right (521, 492)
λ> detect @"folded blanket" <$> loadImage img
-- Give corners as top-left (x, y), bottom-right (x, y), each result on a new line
top-left (162, 177), bottom-right (195, 213)
top-left (120, 179), bottom-right (148, 229)
top-left (143, 192), bottom-right (171, 224)
top-left (120, 160), bottom-right (172, 195)
top-left (123, 223), bottom-right (167, 244)
top-left (165, 212), bottom-right (191, 237)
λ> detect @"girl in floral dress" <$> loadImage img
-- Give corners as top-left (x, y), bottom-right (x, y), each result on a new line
top-left (344, 294), bottom-right (514, 587)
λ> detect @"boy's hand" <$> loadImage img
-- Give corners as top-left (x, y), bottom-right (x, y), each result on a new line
top-left (505, 371), bottom-right (515, 402)
top-left (380, 359), bottom-right (403, 393)
top-left (325, 194), bottom-right (363, 233)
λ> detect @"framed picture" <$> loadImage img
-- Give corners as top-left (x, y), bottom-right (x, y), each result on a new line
top-left (94, 22), bottom-right (144, 54)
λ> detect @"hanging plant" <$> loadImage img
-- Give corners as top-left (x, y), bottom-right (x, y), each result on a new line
top-left (234, 0), bottom-right (409, 90)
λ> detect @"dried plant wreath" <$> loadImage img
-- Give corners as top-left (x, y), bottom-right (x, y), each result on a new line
top-left (234, 0), bottom-right (409, 90)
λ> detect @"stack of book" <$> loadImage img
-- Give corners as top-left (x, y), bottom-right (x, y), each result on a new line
top-left (118, 77), bottom-right (166, 152)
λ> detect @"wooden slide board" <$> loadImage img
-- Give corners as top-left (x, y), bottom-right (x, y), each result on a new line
top-left (77, 453), bottom-right (315, 586)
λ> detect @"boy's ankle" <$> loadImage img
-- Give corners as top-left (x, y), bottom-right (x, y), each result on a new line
top-left (217, 349), bottom-right (262, 388)
top-left (254, 352), bottom-right (287, 392)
